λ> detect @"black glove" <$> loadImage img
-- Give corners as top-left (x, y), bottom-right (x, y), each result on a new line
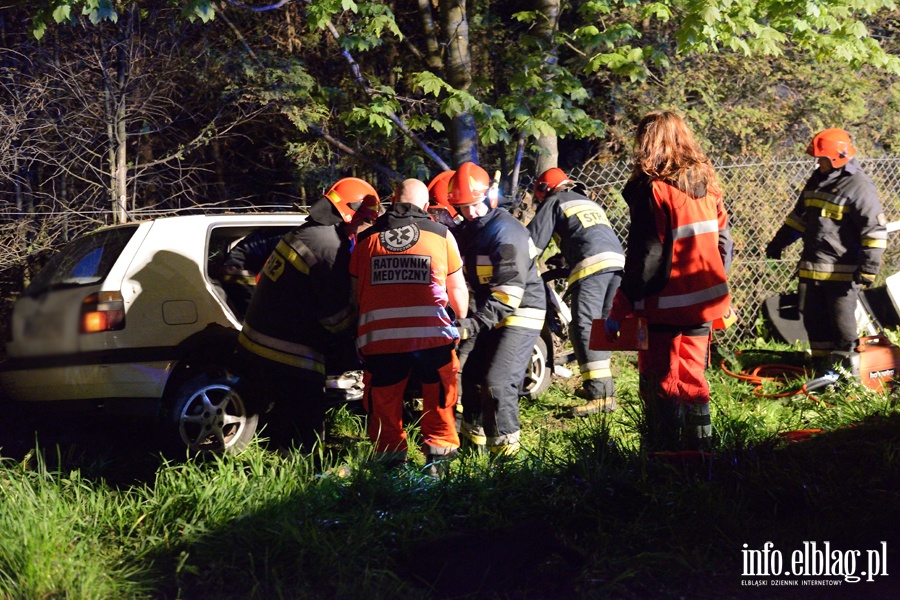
top-left (455, 317), bottom-right (482, 341)
top-left (765, 227), bottom-right (800, 260)
top-left (764, 241), bottom-right (783, 260)
top-left (854, 271), bottom-right (877, 287)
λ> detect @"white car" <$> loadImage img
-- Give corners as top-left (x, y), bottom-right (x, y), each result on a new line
top-left (0, 213), bottom-right (361, 456)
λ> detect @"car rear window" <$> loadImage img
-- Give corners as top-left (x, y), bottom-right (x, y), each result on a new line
top-left (24, 225), bottom-right (140, 297)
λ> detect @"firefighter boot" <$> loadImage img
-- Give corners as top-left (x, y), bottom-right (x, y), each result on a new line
top-left (572, 396), bottom-right (617, 416)
top-left (682, 402), bottom-right (712, 451)
top-left (829, 350), bottom-right (861, 381)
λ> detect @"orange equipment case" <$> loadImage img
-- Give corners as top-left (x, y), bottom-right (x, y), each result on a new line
top-left (857, 334), bottom-right (900, 392)
top-left (589, 318), bottom-right (649, 351)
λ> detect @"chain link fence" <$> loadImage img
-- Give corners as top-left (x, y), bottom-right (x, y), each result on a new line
top-left (564, 157), bottom-right (900, 347)
top-left (4, 156), bottom-right (900, 349)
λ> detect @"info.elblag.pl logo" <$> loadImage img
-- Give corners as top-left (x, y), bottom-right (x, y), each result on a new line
top-left (741, 541), bottom-right (889, 587)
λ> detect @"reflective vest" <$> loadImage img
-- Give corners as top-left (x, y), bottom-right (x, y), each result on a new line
top-left (617, 176), bottom-right (731, 326)
top-left (351, 204), bottom-right (462, 355)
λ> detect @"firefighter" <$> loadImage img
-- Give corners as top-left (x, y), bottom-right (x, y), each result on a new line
top-left (426, 170), bottom-right (462, 229)
top-left (527, 167), bottom-right (625, 416)
top-left (448, 162), bottom-right (547, 456)
top-left (606, 111), bottom-right (733, 451)
top-left (350, 178), bottom-right (468, 474)
top-left (765, 128), bottom-right (887, 377)
top-left (237, 177), bottom-right (381, 451)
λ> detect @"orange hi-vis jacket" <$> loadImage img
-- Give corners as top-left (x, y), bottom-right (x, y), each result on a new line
top-left (351, 203), bottom-right (462, 355)
top-left (611, 173), bottom-right (732, 326)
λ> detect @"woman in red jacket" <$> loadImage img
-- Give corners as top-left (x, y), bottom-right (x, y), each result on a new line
top-left (606, 111), bottom-right (733, 451)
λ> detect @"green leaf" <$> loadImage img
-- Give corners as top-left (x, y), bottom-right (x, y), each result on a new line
top-left (52, 4), bottom-right (71, 23)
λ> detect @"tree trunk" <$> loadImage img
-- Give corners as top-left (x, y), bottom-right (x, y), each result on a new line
top-left (440, 0), bottom-right (478, 166)
top-left (533, 0), bottom-right (561, 173)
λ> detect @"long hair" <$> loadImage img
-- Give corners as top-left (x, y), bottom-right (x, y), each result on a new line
top-left (630, 111), bottom-right (720, 197)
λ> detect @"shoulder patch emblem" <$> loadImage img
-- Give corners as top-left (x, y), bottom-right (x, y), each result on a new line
top-left (380, 224), bottom-right (420, 252)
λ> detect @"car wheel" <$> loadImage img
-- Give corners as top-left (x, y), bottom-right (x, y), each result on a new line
top-left (521, 336), bottom-right (551, 400)
top-left (164, 370), bottom-right (258, 456)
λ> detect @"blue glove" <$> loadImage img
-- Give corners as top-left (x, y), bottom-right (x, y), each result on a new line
top-left (604, 318), bottom-right (620, 340)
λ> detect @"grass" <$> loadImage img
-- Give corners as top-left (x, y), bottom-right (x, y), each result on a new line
top-left (1, 342), bottom-right (899, 599)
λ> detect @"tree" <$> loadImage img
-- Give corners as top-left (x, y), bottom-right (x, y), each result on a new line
top-left (17, 0), bottom-right (900, 195)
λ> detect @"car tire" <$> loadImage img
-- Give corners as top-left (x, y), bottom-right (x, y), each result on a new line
top-left (520, 335), bottom-right (551, 400)
top-left (163, 369), bottom-right (258, 457)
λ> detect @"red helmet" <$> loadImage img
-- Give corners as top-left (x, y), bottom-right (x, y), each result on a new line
top-left (427, 170), bottom-right (461, 225)
top-left (448, 162), bottom-right (493, 207)
top-left (324, 177), bottom-right (381, 223)
top-left (807, 128), bottom-right (855, 169)
top-left (427, 170), bottom-right (456, 208)
top-left (533, 167), bottom-right (572, 202)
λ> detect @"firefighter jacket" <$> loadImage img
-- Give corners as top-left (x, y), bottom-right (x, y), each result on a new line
top-left (610, 171), bottom-right (732, 326)
top-left (772, 158), bottom-right (886, 282)
top-left (527, 189), bottom-right (625, 286)
top-left (454, 207), bottom-right (546, 331)
top-left (238, 221), bottom-right (355, 377)
top-left (351, 203), bottom-right (462, 355)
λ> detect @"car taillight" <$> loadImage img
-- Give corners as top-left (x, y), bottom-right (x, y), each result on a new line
top-left (80, 291), bottom-right (125, 333)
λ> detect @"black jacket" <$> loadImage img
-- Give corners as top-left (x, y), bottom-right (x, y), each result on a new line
top-left (526, 190), bottom-right (625, 286)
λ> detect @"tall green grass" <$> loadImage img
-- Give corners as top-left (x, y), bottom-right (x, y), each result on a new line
top-left (1, 345), bottom-right (899, 599)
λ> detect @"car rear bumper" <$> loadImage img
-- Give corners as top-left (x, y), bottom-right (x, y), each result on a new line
top-left (0, 359), bottom-right (175, 416)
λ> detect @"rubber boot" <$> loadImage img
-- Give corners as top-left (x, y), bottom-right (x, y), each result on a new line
top-left (644, 399), bottom-right (682, 452)
top-left (423, 450), bottom-right (459, 479)
top-left (682, 403), bottom-right (712, 451)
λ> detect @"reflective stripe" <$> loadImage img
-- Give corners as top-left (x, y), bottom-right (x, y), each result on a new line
top-left (581, 368), bottom-right (612, 380)
top-left (275, 239), bottom-right (316, 274)
top-left (804, 197), bottom-right (848, 220)
top-left (491, 285), bottom-right (524, 309)
top-left (357, 325), bottom-right (459, 348)
top-left (560, 199), bottom-right (598, 214)
top-left (785, 214), bottom-right (805, 232)
top-left (798, 270), bottom-right (854, 282)
top-left (487, 429), bottom-right (520, 449)
top-left (862, 238), bottom-right (888, 248)
top-left (238, 331), bottom-right (325, 374)
top-left (498, 307), bottom-right (545, 330)
top-left (582, 359), bottom-right (611, 371)
top-left (656, 282), bottom-right (729, 310)
top-left (672, 218), bottom-right (718, 240)
top-left (568, 251), bottom-right (625, 285)
top-left (461, 422), bottom-right (487, 446)
top-left (580, 359), bottom-right (612, 380)
top-left (359, 305), bottom-right (448, 326)
top-left (423, 443), bottom-right (459, 456)
top-left (798, 261), bottom-right (856, 281)
top-left (320, 305), bottom-right (355, 333)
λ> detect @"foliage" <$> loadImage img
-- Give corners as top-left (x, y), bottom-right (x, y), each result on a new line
top-left (16, 0), bottom-right (900, 182)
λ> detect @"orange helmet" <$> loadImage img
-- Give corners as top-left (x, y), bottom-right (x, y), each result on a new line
top-left (533, 167), bottom-right (572, 202)
top-left (324, 177), bottom-right (381, 223)
top-left (807, 128), bottom-right (855, 169)
top-left (427, 170), bottom-right (461, 226)
top-left (428, 170), bottom-right (456, 207)
top-left (448, 162), bottom-right (494, 207)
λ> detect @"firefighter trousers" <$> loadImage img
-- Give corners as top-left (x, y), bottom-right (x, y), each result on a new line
top-left (638, 322), bottom-right (712, 451)
top-left (569, 271), bottom-right (622, 399)
top-left (459, 325), bottom-right (540, 454)
top-left (799, 279), bottom-right (861, 365)
top-left (361, 344), bottom-right (460, 462)
top-left (235, 345), bottom-right (326, 452)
